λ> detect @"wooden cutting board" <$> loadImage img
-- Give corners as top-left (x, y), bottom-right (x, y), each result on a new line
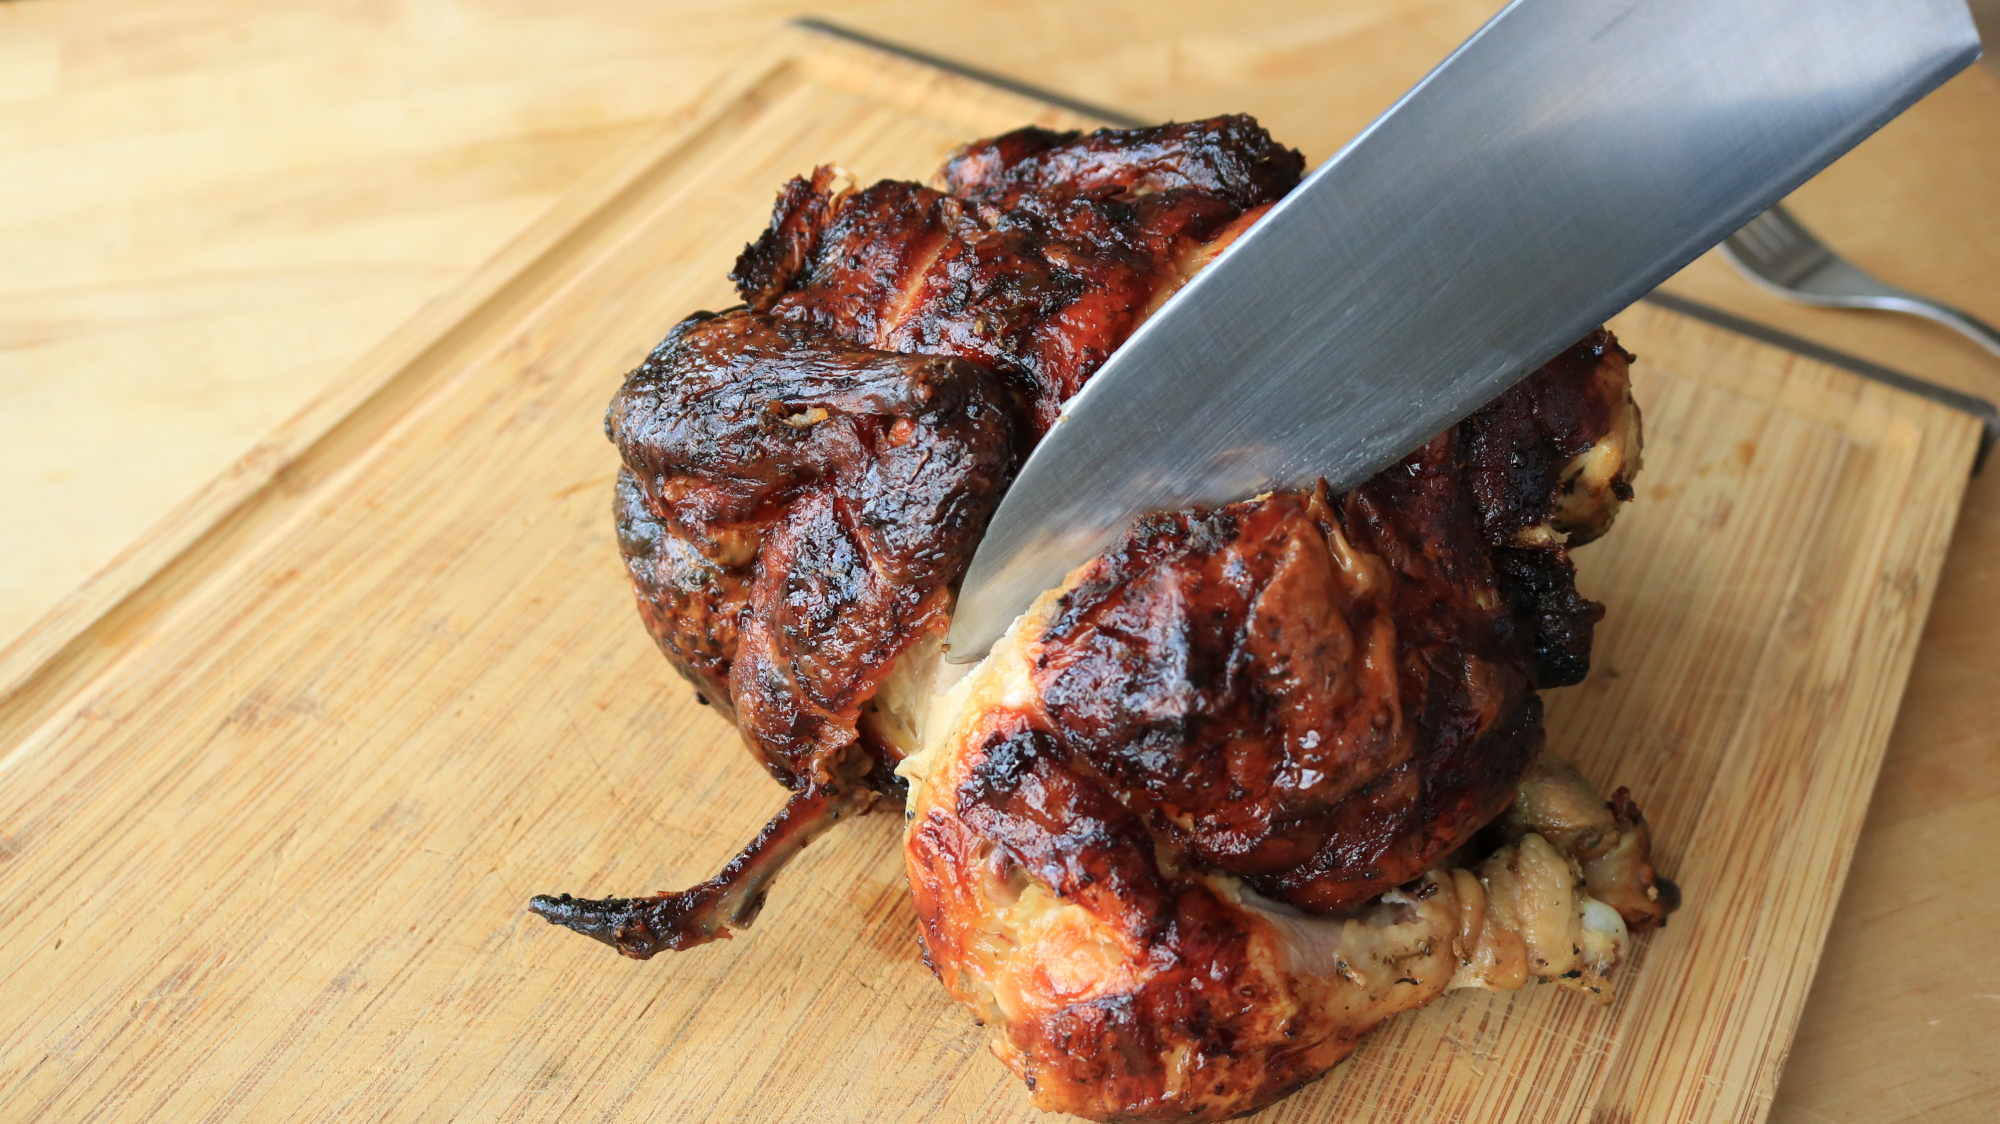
top-left (0, 26), bottom-right (1985, 1124)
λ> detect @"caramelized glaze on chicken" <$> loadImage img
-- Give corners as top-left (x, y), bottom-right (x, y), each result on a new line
top-left (531, 115), bottom-right (1674, 1121)
top-left (533, 117), bottom-right (1305, 951)
top-left (1010, 338), bottom-right (1640, 916)
top-left (903, 593), bottom-right (1671, 1119)
top-left (898, 359), bottom-right (1666, 1116)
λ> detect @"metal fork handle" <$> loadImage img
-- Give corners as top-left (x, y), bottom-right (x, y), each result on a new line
top-left (1853, 293), bottom-right (2000, 361)
top-left (1724, 246), bottom-right (2000, 360)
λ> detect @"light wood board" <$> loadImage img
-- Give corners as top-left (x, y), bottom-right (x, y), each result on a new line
top-left (0, 28), bottom-right (1983, 1124)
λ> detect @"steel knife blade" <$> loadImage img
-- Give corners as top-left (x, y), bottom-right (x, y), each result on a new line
top-left (944, 0), bottom-right (1980, 661)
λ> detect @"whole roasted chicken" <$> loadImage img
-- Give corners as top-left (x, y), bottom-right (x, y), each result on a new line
top-left (531, 116), bottom-right (1676, 1121)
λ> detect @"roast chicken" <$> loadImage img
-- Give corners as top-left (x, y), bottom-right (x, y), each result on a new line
top-left (531, 115), bottom-right (1676, 1120)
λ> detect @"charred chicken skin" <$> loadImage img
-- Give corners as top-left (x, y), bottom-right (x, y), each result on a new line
top-left (901, 360), bottom-right (1668, 1117)
top-left (531, 115), bottom-right (1675, 1120)
top-left (533, 116), bottom-right (1305, 947)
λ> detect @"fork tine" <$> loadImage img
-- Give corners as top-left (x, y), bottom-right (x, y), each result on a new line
top-left (1722, 203), bottom-right (2000, 362)
top-left (1758, 204), bottom-right (1814, 251)
top-left (1726, 202), bottom-right (1834, 286)
top-left (1727, 214), bottom-right (1778, 267)
top-left (1733, 209), bottom-right (1799, 266)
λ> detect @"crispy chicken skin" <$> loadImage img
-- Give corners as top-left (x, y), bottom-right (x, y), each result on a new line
top-left (899, 349), bottom-right (1662, 1118)
top-left (534, 116), bottom-right (1673, 1120)
top-left (603, 310), bottom-right (1017, 788)
top-left (533, 117), bottom-right (1306, 951)
top-left (651, 115), bottom-right (1306, 777)
top-left (739, 118), bottom-right (1304, 433)
top-left (903, 577), bottom-right (1670, 1121)
top-left (1023, 336), bottom-right (1639, 916)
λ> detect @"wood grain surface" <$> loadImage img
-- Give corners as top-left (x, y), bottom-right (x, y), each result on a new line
top-left (7, 4), bottom-right (2000, 1121)
top-left (0, 33), bottom-right (1984, 1123)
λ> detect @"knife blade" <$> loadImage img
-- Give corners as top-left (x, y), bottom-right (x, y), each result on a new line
top-left (944, 0), bottom-right (1979, 662)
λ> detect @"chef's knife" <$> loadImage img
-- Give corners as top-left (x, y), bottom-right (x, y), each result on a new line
top-left (945, 0), bottom-right (1980, 662)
